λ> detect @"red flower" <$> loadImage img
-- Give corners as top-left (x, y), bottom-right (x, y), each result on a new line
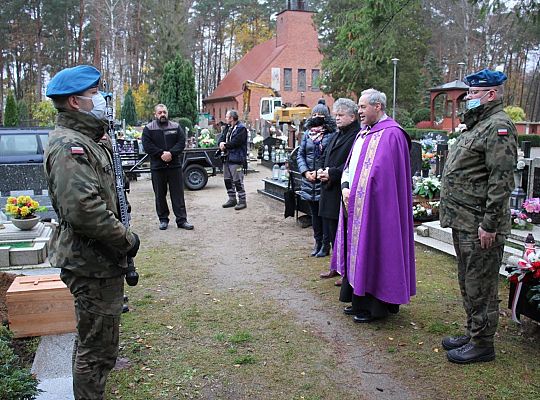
top-left (509, 275), bottom-right (519, 284)
top-left (534, 269), bottom-right (540, 279)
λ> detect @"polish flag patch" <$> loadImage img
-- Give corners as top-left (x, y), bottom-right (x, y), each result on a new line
top-left (70, 146), bottom-right (85, 155)
top-left (497, 128), bottom-right (508, 136)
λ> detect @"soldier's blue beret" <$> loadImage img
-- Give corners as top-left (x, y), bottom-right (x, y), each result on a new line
top-left (46, 65), bottom-right (101, 97)
top-left (464, 68), bottom-right (507, 87)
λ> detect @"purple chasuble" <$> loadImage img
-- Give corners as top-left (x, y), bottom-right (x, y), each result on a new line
top-left (330, 118), bottom-right (416, 304)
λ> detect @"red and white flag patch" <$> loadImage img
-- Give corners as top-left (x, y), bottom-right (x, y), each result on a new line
top-left (497, 128), bottom-right (508, 136)
top-left (70, 146), bottom-right (85, 155)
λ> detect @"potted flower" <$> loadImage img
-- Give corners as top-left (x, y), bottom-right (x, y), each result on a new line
top-left (522, 198), bottom-right (540, 224)
top-left (198, 129), bottom-right (216, 148)
top-left (421, 152), bottom-right (435, 177)
top-left (4, 195), bottom-right (47, 230)
top-left (511, 209), bottom-right (533, 230)
top-left (412, 200), bottom-right (440, 222)
top-left (413, 176), bottom-right (441, 200)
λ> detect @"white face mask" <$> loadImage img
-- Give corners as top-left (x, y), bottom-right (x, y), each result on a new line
top-left (77, 93), bottom-right (107, 120)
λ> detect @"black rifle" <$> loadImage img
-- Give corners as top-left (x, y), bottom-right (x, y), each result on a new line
top-left (103, 83), bottom-right (139, 286)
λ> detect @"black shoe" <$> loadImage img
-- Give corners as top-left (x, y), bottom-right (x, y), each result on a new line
top-left (343, 306), bottom-right (362, 316)
top-left (353, 312), bottom-right (377, 323)
top-left (311, 242), bottom-right (322, 256)
top-left (234, 202), bottom-right (247, 210)
top-left (159, 221), bottom-right (168, 230)
top-left (122, 304), bottom-right (130, 313)
top-left (446, 343), bottom-right (495, 364)
top-left (222, 199), bottom-right (237, 208)
top-left (442, 335), bottom-right (471, 351)
top-left (315, 244), bottom-right (330, 257)
top-left (177, 221), bottom-right (194, 230)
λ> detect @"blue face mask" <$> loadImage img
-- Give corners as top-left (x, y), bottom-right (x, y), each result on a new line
top-left (466, 91), bottom-right (489, 110)
top-left (466, 98), bottom-right (481, 110)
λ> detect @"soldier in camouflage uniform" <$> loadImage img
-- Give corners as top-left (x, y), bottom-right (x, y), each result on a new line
top-left (44, 65), bottom-right (140, 399)
top-left (439, 68), bottom-right (517, 364)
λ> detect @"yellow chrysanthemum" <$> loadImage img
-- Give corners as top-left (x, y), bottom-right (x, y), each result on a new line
top-left (8, 196), bottom-right (17, 205)
top-left (17, 196), bottom-right (26, 205)
top-left (31, 201), bottom-right (39, 209)
top-left (20, 206), bottom-right (30, 217)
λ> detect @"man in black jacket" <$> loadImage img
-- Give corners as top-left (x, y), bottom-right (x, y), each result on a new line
top-left (142, 104), bottom-right (194, 230)
top-left (317, 98), bottom-right (360, 283)
top-left (218, 110), bottom-right (248, 210)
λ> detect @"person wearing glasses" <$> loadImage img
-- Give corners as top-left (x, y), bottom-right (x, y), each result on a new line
top-left (439, 68), bottom-right (517, 364)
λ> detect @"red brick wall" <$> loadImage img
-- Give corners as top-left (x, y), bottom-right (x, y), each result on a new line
top-left (238, 10), bottom-right (333, 123)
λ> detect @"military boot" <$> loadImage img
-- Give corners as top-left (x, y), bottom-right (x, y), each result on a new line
top-left (446, 343), bottom-right (495, 364)
top-left (222, 198), bottom-right (237, 208)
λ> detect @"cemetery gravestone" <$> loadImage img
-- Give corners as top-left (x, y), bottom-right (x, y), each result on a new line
top-left (410, 141), bottom-right (422, 176)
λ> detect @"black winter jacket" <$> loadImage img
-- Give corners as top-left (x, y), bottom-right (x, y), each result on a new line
top-left (217, 122), bottom-right (248, 165)
top-left (142, 120), bottom-right (186, 170)
top-left (319, 120), bottom-right (360, 220)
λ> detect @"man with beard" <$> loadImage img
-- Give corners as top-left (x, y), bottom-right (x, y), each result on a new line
top-left (332, 88), bottom-right (416, 322)
top-left (317, 98), bottom-right (360, 284)
top-left (142, 104), bottom-right (194, 230)
top-left (45, 65), bottom-right (141, 399)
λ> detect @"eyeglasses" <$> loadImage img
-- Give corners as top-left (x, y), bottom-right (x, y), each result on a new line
top-left (467, 89), bottom-right (498, 95)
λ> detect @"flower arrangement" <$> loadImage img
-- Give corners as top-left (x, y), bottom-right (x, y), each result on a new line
top-left (523, 198), bottom-right (540, 214)
top-left (511, 209), bottom-right (533, 230)
top-left (413, 176), bottom-right (441, 200)
top-left (412, 201), bottom-right (440, 219)
top-left (421, 152), bottom-right (435, 170)
top-left (5, 196), bottom-right (47, 220)
top-left (252, 134), bottom-right (264, 149)
top-left (507, 249), bottom-right (540, 311)
top-left (198, 129), bottom-right (216, 148)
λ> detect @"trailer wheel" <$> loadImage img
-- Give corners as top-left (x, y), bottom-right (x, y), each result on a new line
top-left (184, 164), bottom-right (208, 190)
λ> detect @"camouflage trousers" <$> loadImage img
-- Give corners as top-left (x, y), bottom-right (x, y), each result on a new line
top-left (61, 270), bottom-right (124, 400)
top-left (451, 229), bottom-right (505, 347)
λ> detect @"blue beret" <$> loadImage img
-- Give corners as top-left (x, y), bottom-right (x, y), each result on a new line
top-left (464, 68), bottom-right (507, 87)
top-left (46, 65), bottom-right (101, 97)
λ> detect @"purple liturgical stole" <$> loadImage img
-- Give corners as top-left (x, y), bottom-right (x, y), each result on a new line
top-left (330, 118), bottom-right (416, 305)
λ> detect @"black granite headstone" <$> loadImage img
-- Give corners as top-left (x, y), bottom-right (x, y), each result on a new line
top-left (0, 164), bottom-right (48, 196)
top-left (533, 167), bottom-right (540, 198)
top-left (410, 141), bottom-right (422, 176)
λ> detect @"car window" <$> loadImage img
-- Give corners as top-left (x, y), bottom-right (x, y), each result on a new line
top-left (0, 135), bottom-right (39, 156)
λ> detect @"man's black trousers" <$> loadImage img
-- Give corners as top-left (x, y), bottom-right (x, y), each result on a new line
top-left (150, 167), bottom-right (187, 224)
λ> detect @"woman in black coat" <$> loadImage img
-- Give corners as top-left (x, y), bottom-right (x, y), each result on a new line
top-left (317, 98), bottom-right (360, 264)
top-left (296, 104), bottom-right (337, 257)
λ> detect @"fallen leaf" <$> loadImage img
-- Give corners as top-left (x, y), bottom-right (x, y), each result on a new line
top-left (166, 326), bottom-right (174, 330)
top-left (418, 342), bottom-right (424, 345)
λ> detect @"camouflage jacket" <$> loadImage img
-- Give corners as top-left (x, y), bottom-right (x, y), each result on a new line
top-left (440, 100), bottom-right (517, 234)
top-left (44, 111), bottom-right (137, 278)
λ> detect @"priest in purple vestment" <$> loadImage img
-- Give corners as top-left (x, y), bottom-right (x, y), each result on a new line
top-left (330, 88), bottom-right (416, 323)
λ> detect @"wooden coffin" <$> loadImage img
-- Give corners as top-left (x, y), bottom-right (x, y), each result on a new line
top-left (6, 274), bottom-right (76, 338)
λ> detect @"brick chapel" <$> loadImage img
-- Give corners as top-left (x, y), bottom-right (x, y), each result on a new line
top-left (202, 0), bottom-right (332, 125)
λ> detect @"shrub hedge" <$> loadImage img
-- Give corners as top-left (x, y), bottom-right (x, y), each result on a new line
top-left (0, 327), bottom-right (40, 400)
top-left (518, 135), bottom-right (540, 147)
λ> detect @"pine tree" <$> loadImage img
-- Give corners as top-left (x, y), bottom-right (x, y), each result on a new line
top-left (4, 92), bottom-right (19, 127)
top-left (159, 54), bottom-right (198, 123)
top-left (17, 99), bottom-right (29, 126)
top-left (121, 89), bottom-right (138, 126)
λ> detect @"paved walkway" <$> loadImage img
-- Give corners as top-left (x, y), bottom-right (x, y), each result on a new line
top-left (31, 333), bottom-right (75, 400)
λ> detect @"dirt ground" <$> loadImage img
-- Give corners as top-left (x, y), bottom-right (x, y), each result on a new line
top-left (0, 272), bottom-right (16, 325)
top-left (126, 168), bottom-right (416, 399)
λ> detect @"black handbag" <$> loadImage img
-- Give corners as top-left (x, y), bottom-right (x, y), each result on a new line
top-left (284, 174), bottom-right (296, 218)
